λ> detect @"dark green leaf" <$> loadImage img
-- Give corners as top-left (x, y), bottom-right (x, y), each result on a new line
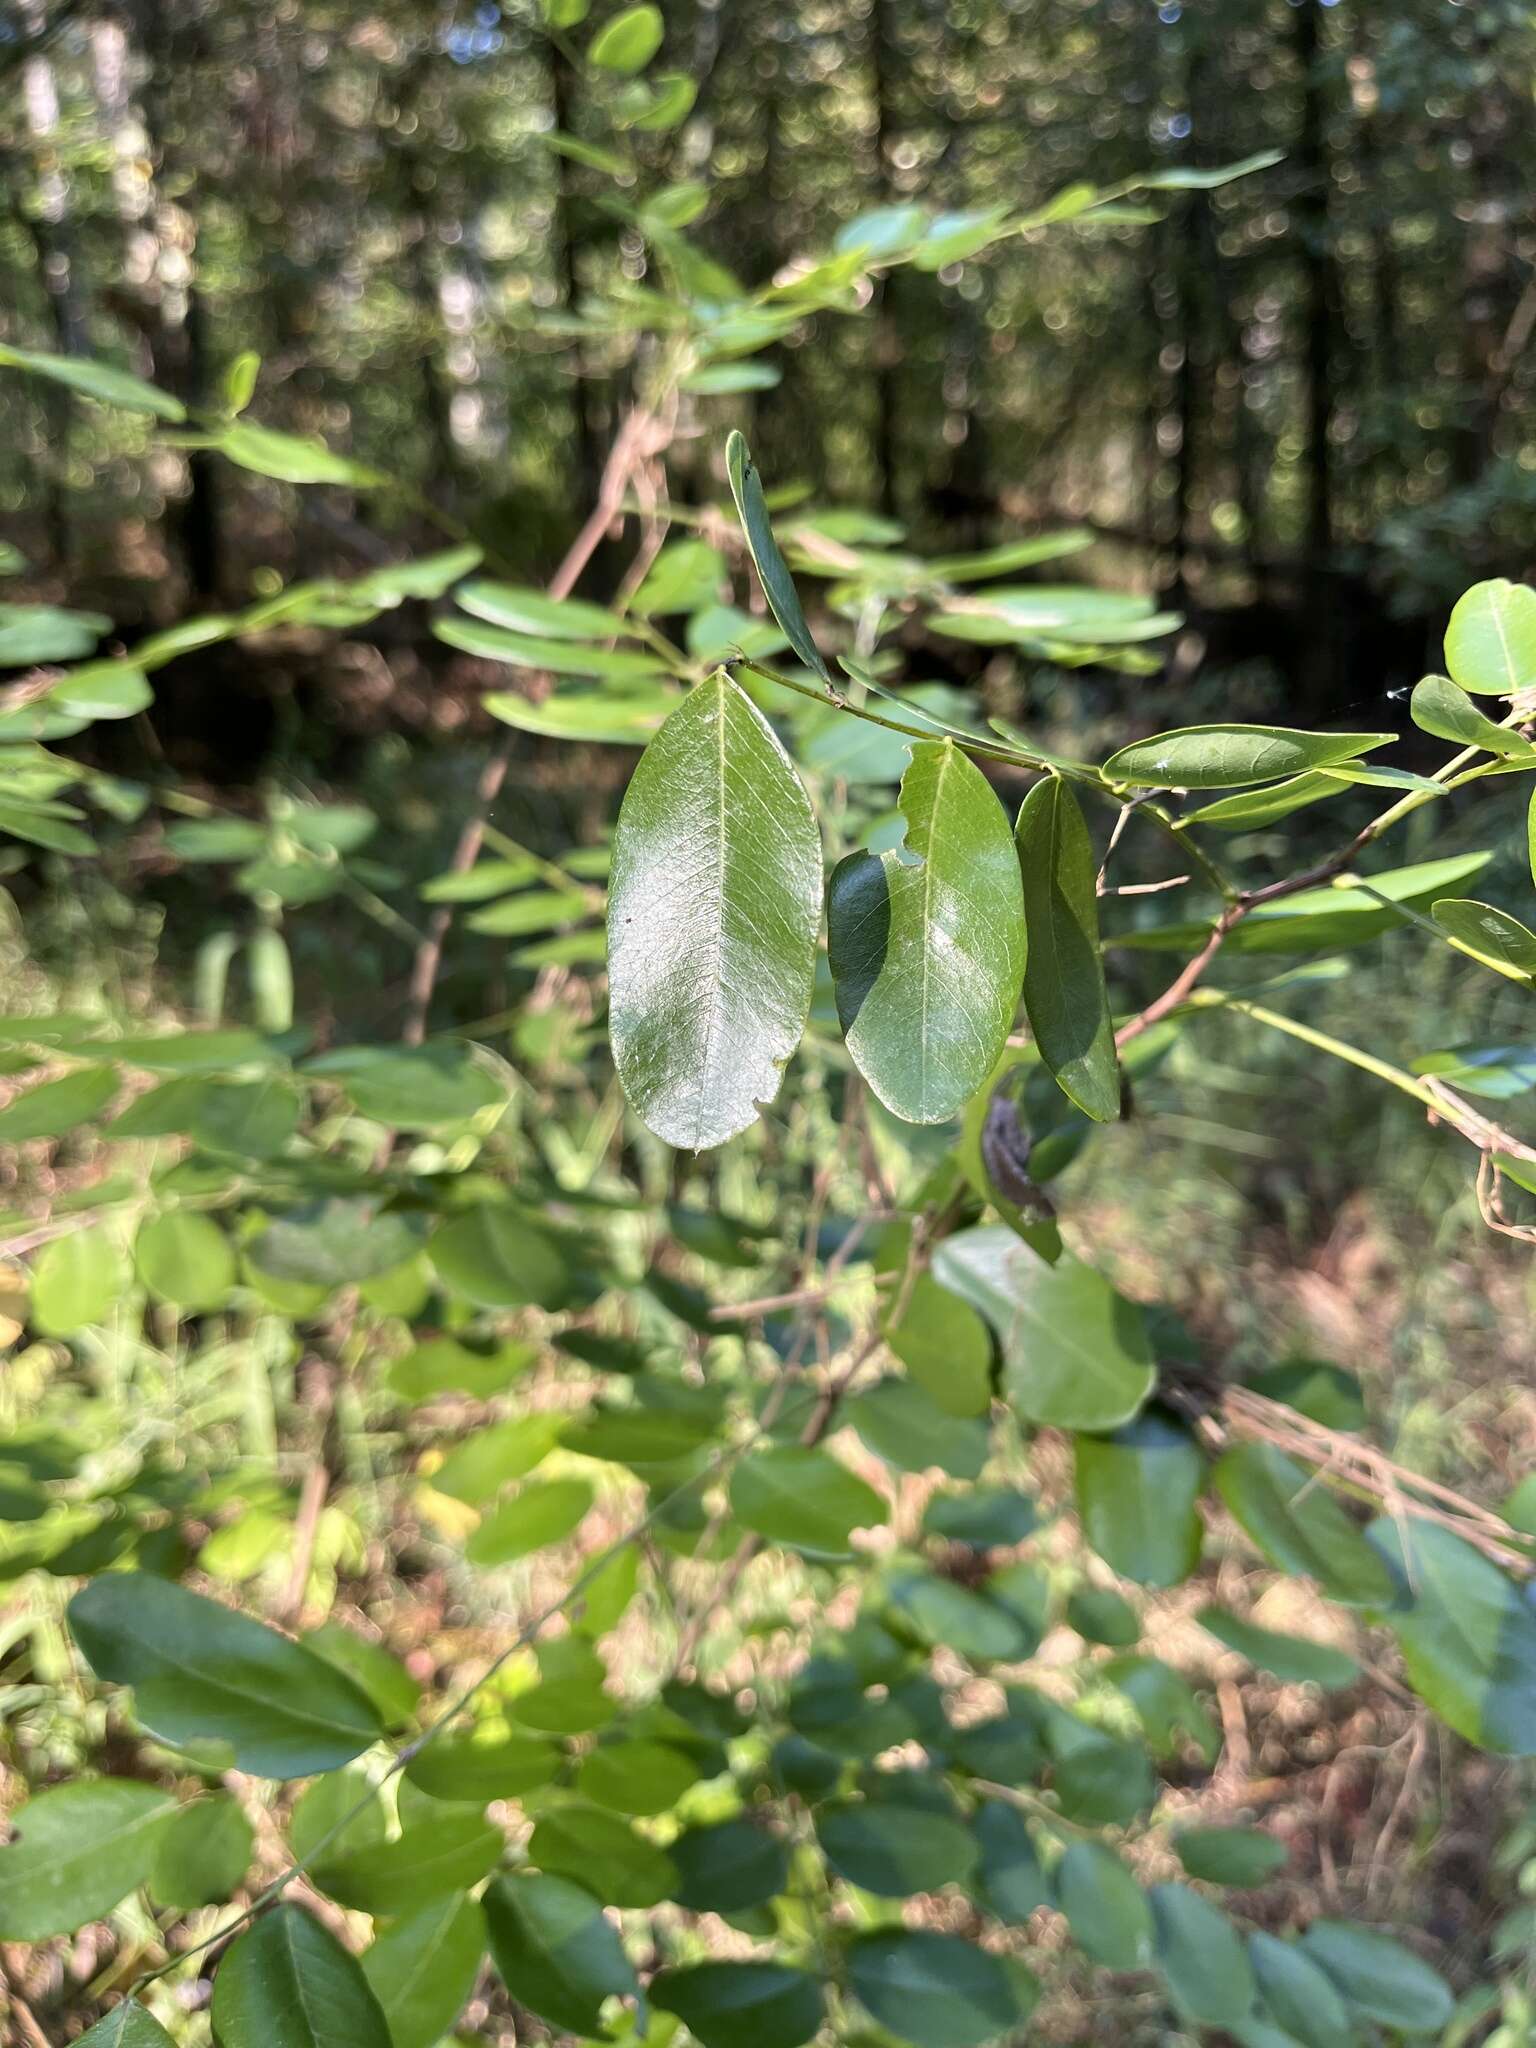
top-left (1299, 1920), bottom-right (1455, 2035)
top-left (1074, 1412), bottom-right (1205, 1586)
top-left (302, 1622), bottom-right (422, 1728)
top-left (608, 670), bottom-right (821, 1150)
top-left (669, 1820), bottom-right (790, 1913)
top-left (817, 1798), bottom-right (978, 1896)
top-left (1014, 777), bottom-right (1118, 1121)
top-left (68, 1573), bottom-right (383, 1777)
top-left (576, 1737), bottom-right (699, 1814)
top-left (1175, 1825), bottom-right (1288, 1887)
top-left (1055, 1842), bottom-right (1153, 1969)
top-left (1195, 1606), bottom-right (1359, 1689)
top-left (847, 1930), bottom-right (1023, 2048)
top-left (405, 1727), bottom-right (561, 1802)
top-left (724, 432), bottom-right (830, 681)
top-left (828, 740), bottom-right (1025, 1125)
top-left (1247, 1933), bottom-right (1353, 2048)
top-left (1149, 1883), bottom-right (1255, 2028)
top-left (922, 1486), bottom-right (1035, 1550)
top-left (653, 1964), bottom-right (823, 2048)
top-left (1366, 1517), bottom-right (1536, 1753)
top-left (149, 1793), bottom-right (254, 1909)
top-left (211, 1905), bottom-right (391, 2048)
top-left (483, 1871), bottom-right (639, 2034)
top-left (1065, 1585), bottom-right (1139, 1647)
top-left (969, 1799), bottom-right (1049, 1923)
top-left (530, 1802), bottom-right (678, 1907)
top-left (846, 1375), bottom-right (990, 1478)
top-left (1214, 1444), bottom-right (1397, 1608)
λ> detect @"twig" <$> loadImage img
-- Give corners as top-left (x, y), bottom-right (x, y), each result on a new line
top-left (401, 405), bottom-right (670, 1044)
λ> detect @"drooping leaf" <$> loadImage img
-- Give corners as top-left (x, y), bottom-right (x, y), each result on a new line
top-left (360, 1895), bottom-right (486, 2048)
top-left (653, 1964), bottom-right (823, 2048)
top-left (68, 1573), bottom-right (383, 1776)
top-left (1443, 578), bottom-right (1536, 695)
top-left (846, 1930), bottom-right (1024, 2048)
top-left (0, 1779), bottom-right (174, 1939)
top-left (1014, 777), bottom-right (1119, 1120)
top-left (724, 432), bottom-right (830, 681)
top-left (483, 1871), bottom-right (639, 2035)
top-left (211, 1905), bottom-right (391, 2048)
top-left (932, 1227), bottom-right (1155, 1431)
top-left (1102, 724), bottom-right (1392, 790)
top-left (1074, 1411), bottom-right (1205, 1586)
top-left (607, 669), bottom-right (822, 1149)
top-left (1366, 1516), bottom-right (1536, 1753)
top-left (830, 740), bottom-right (1024, 1123)
top-left (1214, 1444), bottom-right (1398, 1608)
top-left (729, 1445), bottom-right (886, 1558)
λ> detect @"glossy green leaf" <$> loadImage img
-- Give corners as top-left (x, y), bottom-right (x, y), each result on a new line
top-left (653, 1965), bottom-right (823, 2048)
top-left (1014, 776), bottom-right (1118, 1120)
top-left (589, 3), bottom-right (664, 72)
top-left (149, 1792), bottom-right (254, 1909)
top-left (847, 1930), bottom-right (1023, 2048)
top-left (360, 1895), bottom-right (485, 2048)
top-left (211, 1905), bottom-right (391, 2048)
top-left (0, 1064), bottom-right (117, 1140)
top-left (316, 1810), bottom-right (503, 1914)
top-left (0, 1779), bottom-right (174, 1939)
top-left (1074, 1411), bottom-right (1204, 1586)
top-left (608, 669), bottom-right (821, 1150)
top-left (483, 1871), bottom-right (639, 2034)
top-left (1214, 1444), bottom-right (1397, 1608)
top-left (1366, 1517), bottom-right (1536, 1753)
top-left (1175, 1825), bottom-right (1287, 1886)
top-left (31, 1223), bottom-right (128, 1336)
top-left (729, 1445), bottom-right (886, 1558)
top-left (1431, 897), bottom-right (1536, 981)
top-left (530, 1802), bottom-right (678, 1907)
top-left (1410, 674), bottom-right (1536, 757)
top-left (465, 1478), bottom-right (593, 1566)
top-left (1195, 1605), bottom-right (1359, 1689)
top-left (1300, 1920), bottom-right (1455, 2035)
top-left (68, 1572), bottom-right (383, 1776)
top-left (932, 1227), bottom-right (1155, 1431)
top-left (1102, 724), bottom-right (1392, 789)
top-left (1444, 577), bottom-right (1536, 695)
top-left (134, 1209), bottom-right (237, 1311)
top-left (1055, 1842), bottom-right (1153, 1968)
top-left (828, 740), bottom-right (1025, 1124)
top-left (1247, 1933), bottom-right (1353, 2048)
top-left (724, 432), bottom-right (830, 681)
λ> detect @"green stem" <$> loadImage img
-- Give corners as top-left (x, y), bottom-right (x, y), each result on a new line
top-left (1188, 991), bottom-right (1446, 1114)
